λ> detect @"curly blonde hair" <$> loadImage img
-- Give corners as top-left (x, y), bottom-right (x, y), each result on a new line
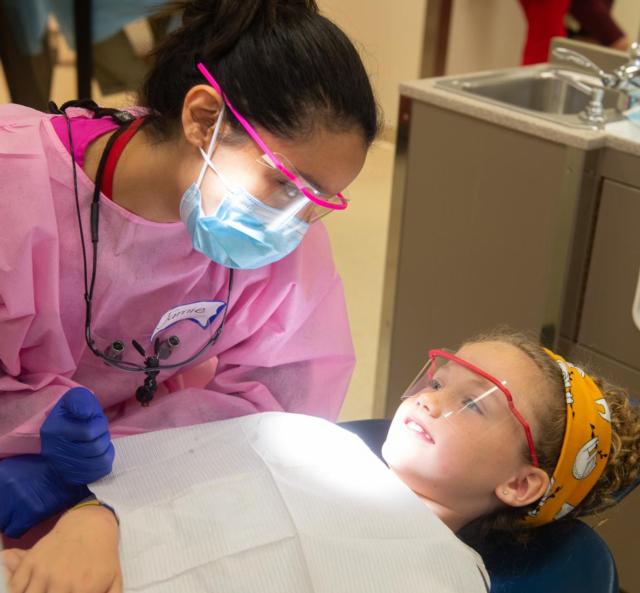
top-left (461, 328), bottom-right (640, 536)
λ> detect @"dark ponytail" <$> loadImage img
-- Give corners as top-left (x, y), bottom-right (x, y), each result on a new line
top-left (141, 0), bottom-right (381, 144)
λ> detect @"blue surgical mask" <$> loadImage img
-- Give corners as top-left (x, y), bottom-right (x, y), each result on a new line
top-left (180, 183), bottom-right (308, 269)
top-left (180, 107), bottom-right (309, 269)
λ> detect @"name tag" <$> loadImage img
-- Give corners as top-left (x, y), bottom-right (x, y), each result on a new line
top-left (151, 300), bottom-right (226, 342)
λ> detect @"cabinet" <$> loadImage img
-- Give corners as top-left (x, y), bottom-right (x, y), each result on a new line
top-left (377, 99), bottom-right (640, 592)
top-left (375, 99), bottom-right (589, 418)
top-left (566, 171), bottom-right (640, 593)
top-left (578, 179), bottom-right (640, 373)
top-left (559, 150), bottom-right (640, 399)
top-left (376, 100), bottom-right (640, 410)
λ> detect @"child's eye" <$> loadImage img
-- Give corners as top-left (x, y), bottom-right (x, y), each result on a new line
top-left (400, 378), bottom-right (442, 400)
top-left (425, 379), bottom-right (442, 391)
top-left (462, 398), bottom-right (484, 415)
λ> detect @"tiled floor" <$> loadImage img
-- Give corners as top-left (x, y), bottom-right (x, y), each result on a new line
top-left (0, 59), bottom-right (395, 422)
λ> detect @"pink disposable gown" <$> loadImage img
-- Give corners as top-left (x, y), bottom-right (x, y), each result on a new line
top-left (0, 105), bottom-right (355, 458)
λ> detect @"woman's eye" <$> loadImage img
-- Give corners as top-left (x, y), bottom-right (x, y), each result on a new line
top-left (283, 182), bottom-right (300, 199)
top-left (425, 379), bottom-right (442, 391)
top-left (272, 179), bottom-right (300, 200)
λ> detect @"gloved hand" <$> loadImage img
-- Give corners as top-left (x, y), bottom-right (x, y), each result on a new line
top-left (0, 455), bottom-right (89, 538)
top-left (40, 387), bottom-right (115, 485)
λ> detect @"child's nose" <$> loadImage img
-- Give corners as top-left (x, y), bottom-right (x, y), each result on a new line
top-left (416, 392), bottom-right (442, 418)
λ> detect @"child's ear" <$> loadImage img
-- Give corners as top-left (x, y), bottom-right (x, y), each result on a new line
top-left (495, 466), bottom-right (550, 507)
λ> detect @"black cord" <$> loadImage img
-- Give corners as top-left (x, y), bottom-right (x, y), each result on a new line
top-left (87, 124), bottom-right (133, 308)
top-left (61, 107), bottom-right (90, 303)
top-left (101, 269), bottom-right (234, 374)
top-left (58, 100), bottom-right (134, 332)
top-left (60, 103), bottom-right (234, 385)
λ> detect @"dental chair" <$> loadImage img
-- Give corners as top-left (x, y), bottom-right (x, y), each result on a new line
top-left (339, 419), bottom-right (626, 593)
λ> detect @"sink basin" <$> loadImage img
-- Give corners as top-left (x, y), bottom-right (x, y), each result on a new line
top-left (436, 66), bottom-right (624, 128)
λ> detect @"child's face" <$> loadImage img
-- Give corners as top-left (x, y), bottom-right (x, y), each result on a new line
top-left (382, 341), bottom-right (547, 522)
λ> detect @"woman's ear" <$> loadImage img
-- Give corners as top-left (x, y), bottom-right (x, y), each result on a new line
top-left (181, 85), bottom-right (224, 149)
top-left (495, 466), bottom-right (550, 508)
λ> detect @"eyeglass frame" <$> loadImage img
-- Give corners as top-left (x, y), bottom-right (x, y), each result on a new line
top-left (197, 62), bottom-right (349, 212)
top-left (426, 349), bottom-right (540, 467)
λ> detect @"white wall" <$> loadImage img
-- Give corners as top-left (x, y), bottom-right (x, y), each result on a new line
top-left (445, 0), bottom-right (526, 75)
top-left (321, 0), bottom-right (528, 118)
top-left (446, 0), bottom-right (639, 78)
top-left (319, 0), bottom-right (428, 130)
top-left (320, 0), bottom-right (639, 127)
top-left (613, 0), bottom-right (640, 41)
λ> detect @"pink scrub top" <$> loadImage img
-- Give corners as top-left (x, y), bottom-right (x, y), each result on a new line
top-left (0, 104), bottom-right (355, 456)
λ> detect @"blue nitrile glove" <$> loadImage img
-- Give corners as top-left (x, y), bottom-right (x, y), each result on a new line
top-left (40, 387), bottom-right (115, 485)
top-left (0, 455), bottom-right (90, 538)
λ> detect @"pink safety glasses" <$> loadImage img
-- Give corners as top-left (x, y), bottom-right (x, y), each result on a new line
top-left (197, 63), bottom-right (349, 213)
top-left (424, 349), bottom-right (540, 467)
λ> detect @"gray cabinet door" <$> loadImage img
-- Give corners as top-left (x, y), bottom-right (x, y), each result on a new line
top-left (578, 179), bottom-right (640, 370)
top-left (378, 101), bottom-right (587, 416)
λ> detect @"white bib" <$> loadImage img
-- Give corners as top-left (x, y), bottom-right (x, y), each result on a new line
top-left (92, 413), bottom-right (489, 593)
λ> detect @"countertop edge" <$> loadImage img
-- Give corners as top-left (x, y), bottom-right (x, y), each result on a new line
top-left (397, 78), bottom-right (640, 154)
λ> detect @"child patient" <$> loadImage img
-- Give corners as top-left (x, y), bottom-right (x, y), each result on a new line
top-left (3, 329), bottom-right (639, 593)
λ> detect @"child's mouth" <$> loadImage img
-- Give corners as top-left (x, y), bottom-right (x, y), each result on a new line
top-left (404, 416), bottom-right (435, 444)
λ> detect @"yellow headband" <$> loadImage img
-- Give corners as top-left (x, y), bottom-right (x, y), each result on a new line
top-left (525, 349), bottom-right (612, 526)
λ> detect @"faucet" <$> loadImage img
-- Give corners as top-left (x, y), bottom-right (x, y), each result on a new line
top-left (552, 47), bottom-right (617, 87)
top-left (552, 71), bottom-right (607, 127)
top-left (553, 45), bottom-right (640, 112)
top-left (611, 42), bottom-right (640, 99)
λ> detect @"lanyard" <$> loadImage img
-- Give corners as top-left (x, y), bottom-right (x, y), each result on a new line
top-left (100, 115), bottom-right (146, 199)
top-left (53, 100), bottom-right (233, 406)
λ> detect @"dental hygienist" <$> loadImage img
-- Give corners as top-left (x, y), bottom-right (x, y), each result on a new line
top-left (0, 0), bottom-right (380, 538)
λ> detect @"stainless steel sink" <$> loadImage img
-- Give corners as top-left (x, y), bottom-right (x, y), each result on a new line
top-left (436, 66), bottom-right (624, 128)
